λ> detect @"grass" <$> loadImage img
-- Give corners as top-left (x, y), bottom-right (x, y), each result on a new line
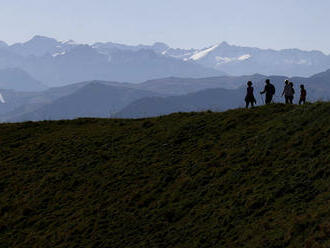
top-left (0, 103), bottom-right (330, 248)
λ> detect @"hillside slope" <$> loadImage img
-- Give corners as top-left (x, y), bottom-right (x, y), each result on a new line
top-left (6, 82), bottom-right (161, 122)
top-left (115, 88), bottom-right (243, 118)
top-left (0, 103), bottom-right (330, 248)
top-left (0, 68), bottom-right (47, 92)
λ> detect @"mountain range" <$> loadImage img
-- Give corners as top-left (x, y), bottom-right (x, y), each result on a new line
top-left (1, 36), bottom-right (330, 89)
top-left (0, 68), bottom-right (46, 91)
top-left (1, 68), bottom-right (330, 122)
top-left (93, 40), bottom-right (330, 77)
top-left (1, 36), bottom-right (330, 121)
top-left (114, 71), bottom-right (330, 118)
top-left (0, 36), bottom-right (223, 87)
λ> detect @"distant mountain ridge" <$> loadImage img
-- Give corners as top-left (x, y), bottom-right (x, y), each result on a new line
top-left (0, 36), bottom-right (224, 86)
top-left (0, 68), bottom-right (46, 91)
top-left (91, 41), bottom-right (330, 77)
top-left (117, 70), bottom-right (330, 118)
top-left (1, 36), bottom-right (330, 88)
top-left (114, 88), bottom-right (243, 118)
top-left (2, 68), bottom-right (330, 122)
top-left (186, 42), bottom-right (330, 77)
top-left (2, 81), bottom-right (163, 122)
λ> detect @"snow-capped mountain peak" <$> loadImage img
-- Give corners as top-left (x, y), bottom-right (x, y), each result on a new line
top-left (238, 54), bottom-right (251, 61)
top-left (190, 44), bottom-right (220, 61)
top-left (61, 40), bottom-right (78, 45)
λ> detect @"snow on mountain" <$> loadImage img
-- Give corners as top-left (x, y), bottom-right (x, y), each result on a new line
top-left (1, 36), bottom-right (330, 85)
top-left (61, 40), bottom-right (78, 45)
top-left (214, 54), bottom-right (251, 64)
top-left (238, 54), bottom-right (251, 61)
top-left (180, 42), bottom-right (330, 77)
top-left (0, 93), bottom-right (5, 103)
top-left (10, 35), bottom-right (60, 57)
top-left (190, 44), bottom-right (220, 61)
top-left (0, 39), bottom-right (222, 86)
top-left (52, 51), bottom-right (66, 57)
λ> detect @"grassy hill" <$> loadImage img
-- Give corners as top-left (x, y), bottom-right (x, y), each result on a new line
top-left (0, 103), bottom-right (329, 248)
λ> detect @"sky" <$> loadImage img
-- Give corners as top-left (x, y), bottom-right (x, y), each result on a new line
top-left (0, 0), bottom-right (329, 53)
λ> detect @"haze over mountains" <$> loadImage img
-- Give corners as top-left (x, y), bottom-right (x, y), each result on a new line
top-left (0, 36), bottom-right (223, 87)
top-left (1, 36), bottom-right (330, 89)
top-left (1, 36), bottom-right (330, 121)
top-left (1, 69), bottom-right (330, 122)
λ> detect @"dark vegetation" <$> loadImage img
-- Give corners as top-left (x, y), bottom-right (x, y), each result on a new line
top-left (0, 103), bottom-right (330, 247)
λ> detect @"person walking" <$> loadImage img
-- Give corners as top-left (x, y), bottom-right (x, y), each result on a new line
top-left (299, 84), bottom-right (307, 105)
top-left (282, 80), bottom-right (291, 104)
top-left (287, 82), bottom-right (295, 104)
top-left (245, 81), bottom-right (256, 108)
top-left (260, 79), bottom-right (275, 104)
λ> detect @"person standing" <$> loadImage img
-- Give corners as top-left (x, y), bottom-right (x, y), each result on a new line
top-left (287, 82), bottom-right (295, 104)
top-left (299, 84), bottom-right (307, 105)
top-left (282, 80), bottom-right (291, 104)
top-left (245, 81), bottom-right (256, 108)
top-left (260, 79), bottom-right (275, 104)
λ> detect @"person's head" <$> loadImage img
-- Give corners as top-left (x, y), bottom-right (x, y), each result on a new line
top-left (265, 79), bottom-right (270, 85)
top-left (300, 84), bottom-right (305, 89)
top-left (285, 80), bottom-right (289, 85)
top-left (290, 82), bottom-right (294, 87)
top-left (247, 81), bottom-right (252, 86)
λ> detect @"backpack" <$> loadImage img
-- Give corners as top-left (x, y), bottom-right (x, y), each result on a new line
top-left (270, 84), bottom-right (275, 95)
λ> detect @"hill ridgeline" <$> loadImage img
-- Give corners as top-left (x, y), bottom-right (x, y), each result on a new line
top-left (0, 103), bottom-right (330, 248)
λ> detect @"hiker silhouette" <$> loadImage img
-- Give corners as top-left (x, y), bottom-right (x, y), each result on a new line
top-left (245, 81), bottom-right (256, 108)
top-left (299, 84), bottom-right (306, 105)
top-left (260, 79), bottom-right (275, 104)
top-left (287, 82), bottom-right (295, 104)
top-left (282, 80), bottom-right (291, 104)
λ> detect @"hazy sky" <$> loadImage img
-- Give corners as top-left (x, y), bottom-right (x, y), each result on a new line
top-left (0, 0), bottom-right (329, 53)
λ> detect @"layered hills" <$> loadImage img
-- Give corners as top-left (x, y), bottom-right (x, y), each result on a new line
top-left (2, 69), bottom-right (330, 122)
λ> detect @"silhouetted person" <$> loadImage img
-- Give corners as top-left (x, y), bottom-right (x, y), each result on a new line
top-left (287, 82), bottom-right (295, 104)
top-left (282, 80), bottom-right (291, 104)
top-left (245, 81), bottom-right (256, 108)
top-left (260, 79), bottom-right (275, 104)
top-left (299, 84), bottom-right (306, 105)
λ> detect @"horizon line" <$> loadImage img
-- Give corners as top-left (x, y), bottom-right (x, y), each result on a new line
top-left (1, 34), bottom-right (328, 55)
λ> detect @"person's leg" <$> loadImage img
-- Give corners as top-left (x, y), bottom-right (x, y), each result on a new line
top-left (267, 95), bottom-right (273, 104)
top-left (246, 101), bottom-right (249, 108)
top-left (299, 98), bottom-right (302, 105)
top-left (251, 101), bottom-right (254, 108)
top-left (285, 96), bottom-right (289, 104)
top-left (265, 94), bottom-right (270, 104)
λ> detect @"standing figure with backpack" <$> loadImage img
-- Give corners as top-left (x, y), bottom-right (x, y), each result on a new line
top-left (282, 80), bottom-right (291, 104)
top-left (287, 82), bottom-right (295, 104)
top-left (260, 79), bottom-right (275, 104)
top-left (299, 84), bottom-right (307, 105)
top-left (245, 81), bottom-right (257, 108)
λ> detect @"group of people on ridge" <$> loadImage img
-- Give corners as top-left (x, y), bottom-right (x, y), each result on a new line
top-left (245, 79), bottom-right (307, 108)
